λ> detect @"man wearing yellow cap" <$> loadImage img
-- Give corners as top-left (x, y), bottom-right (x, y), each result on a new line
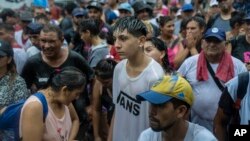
top-left (136, 75), bottom-right (217, 141)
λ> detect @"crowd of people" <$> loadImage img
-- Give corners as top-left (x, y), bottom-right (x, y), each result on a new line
top-left (0, 0), bottom-right (250, 141)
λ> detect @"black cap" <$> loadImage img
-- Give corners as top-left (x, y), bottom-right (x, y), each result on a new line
top-left (0, 40), bottom-right (13, 57)
top-left (132, 1), bottom-right (152, 13)
top-left (87, 1), bottom-right (103, 11)
top-left (26, 22), bottom-right (43, 35)
top-left (72, 7), bottom-right (88, 17)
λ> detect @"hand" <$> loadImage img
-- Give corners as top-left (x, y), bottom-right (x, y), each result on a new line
top-left (86, 105), bottom-right (93, 121)
top-left (185, 33), bottom-right (197, 50)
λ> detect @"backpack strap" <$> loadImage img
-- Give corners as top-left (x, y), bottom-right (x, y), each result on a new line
top-left (33, 92), bottom-right (48, 122)
top-left (206, 59), bottom-right (224, 91)
top-left (235, 72), bottom-right (249, 110)
top-left (17, 93), bottom-right (48, 140)
top-left (230, 72), bottom-right (250, 124)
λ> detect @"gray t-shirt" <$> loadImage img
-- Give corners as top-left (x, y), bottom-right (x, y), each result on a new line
top-left (212, 15), bottom-right (231, 32)
top-left (88, 41), bottom-right (109, 68)
top-left (138, 122), bottom-right (218, 141)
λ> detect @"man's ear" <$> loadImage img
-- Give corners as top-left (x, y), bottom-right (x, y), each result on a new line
top-left (60, 34), bottom-right (64, 42)
top-left (7, 57), bottom-right (12, 64)
top-left (138, 35), bottom-right (146, 48)
top-left (160, 51), bottom-right (166, 60)
top-left (201, 39), bottom-right (207, 49)
top-left (176, 105), bottom-right (188, 119)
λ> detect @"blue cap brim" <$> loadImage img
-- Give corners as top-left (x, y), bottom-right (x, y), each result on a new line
top-left (118, 8), bottom-right (131, 13)
top-left (136, 90), bottom-right (172, 104)
top-left (205, 34), bottom-right (224, 41)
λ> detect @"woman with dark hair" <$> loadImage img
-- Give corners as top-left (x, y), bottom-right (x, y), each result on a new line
top-left (144, 37), bottom-right (174, 74)
top-left (0, 40), bottom-right (29, 140)
top-left (19, 66), bottom-right (86, 141)
top-left (157, 16), bottom-right (184, 69)
top-left (174, 16), bottom-right (207, 68)
top-left (92, 58), bottom-right (117, 141)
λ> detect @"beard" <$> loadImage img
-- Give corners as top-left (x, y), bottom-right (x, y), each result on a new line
top-left (150, 119), bottom-right (176, 132)
top-left (220, 3), bottom-right (231, 13)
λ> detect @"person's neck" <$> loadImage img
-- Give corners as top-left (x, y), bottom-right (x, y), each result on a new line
top-left (206, 53), bottom-right (224, 64)
top-left (220, 11), bottom-right (231, 20)
top-left (0, 68), bottom-right (8, 78)
top-left (160, 34), bottom-right (172, 42)
top-left (126, 53), bottom-right (151, 78)
top-left (162, 120), bottom-right (188, 141)
top-left (40, 89), bottom-right (63, 108)
top-left (92, 36), bottom-right (103, 47)
top-left (127, 52), bottom-right (151, 69)
top-left (44, 48), bottom-right (64, 61)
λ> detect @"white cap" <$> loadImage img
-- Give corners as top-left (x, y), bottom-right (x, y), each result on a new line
top-left (209, 0), bottom-right (218, 7)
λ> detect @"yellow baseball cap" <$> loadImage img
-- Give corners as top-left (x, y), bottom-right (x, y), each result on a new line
top-left (136, 75), bottom-right (194, 106)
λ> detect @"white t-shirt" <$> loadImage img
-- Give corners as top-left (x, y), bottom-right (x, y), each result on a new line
top-left (13, 48), bottom-right (28, 74)
top-left (226, 73), bottom-right (250, 124)
top-left (14, 30), bottom-right (32, 51)
top-left (178, 54), bottom-right (247, 131)
top-left (112, 59), bottom-right (164, 141)
top-left (26, 46), bottom-right (40, 58)
top-left (138, 122), bottom-right (218, 141)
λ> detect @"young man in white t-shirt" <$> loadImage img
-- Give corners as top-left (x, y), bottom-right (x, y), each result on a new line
top-left (136, 75), bottom-right (218, 141)
top-left (107, 16), bottom-right (164, 141)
